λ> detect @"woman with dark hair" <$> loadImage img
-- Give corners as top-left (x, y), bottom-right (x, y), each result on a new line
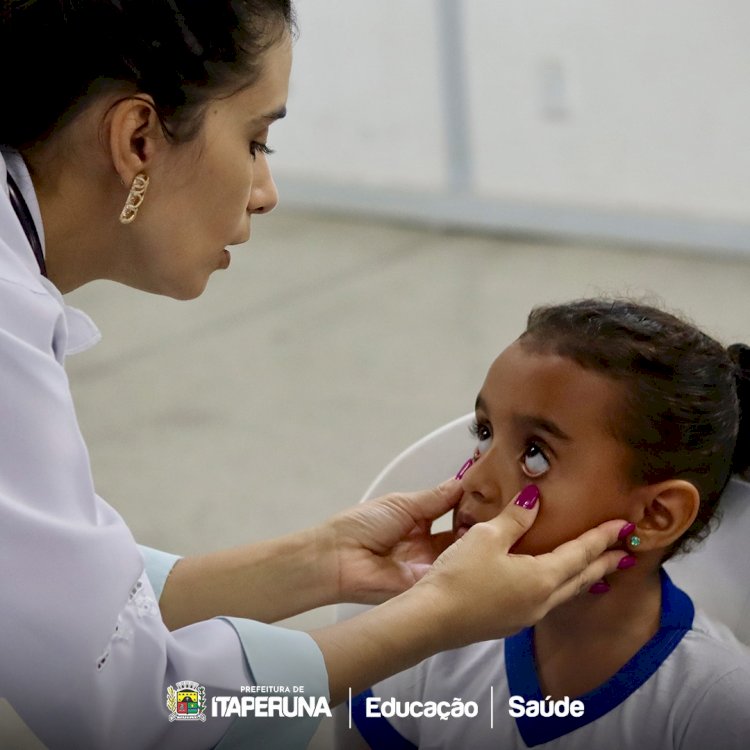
top-left (0, 3), bottom-right (632, 747)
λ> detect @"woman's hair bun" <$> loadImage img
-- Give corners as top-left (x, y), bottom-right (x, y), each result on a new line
top-left (728, 343), bottom-right (750, 477)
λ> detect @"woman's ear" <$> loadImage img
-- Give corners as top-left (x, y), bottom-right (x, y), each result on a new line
top-left (107, 95), bottom-right (165, 185)
top-left (633, 480), bottom-right (700, 552)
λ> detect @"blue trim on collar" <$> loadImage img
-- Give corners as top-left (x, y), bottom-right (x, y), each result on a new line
top-left (351, 688), bottom-right (418, 750)
top-left (506, 569), bottom-right (694, 747)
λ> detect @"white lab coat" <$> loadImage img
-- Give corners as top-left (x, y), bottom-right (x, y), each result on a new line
top-left (0, 149), bottom-right (328, 749)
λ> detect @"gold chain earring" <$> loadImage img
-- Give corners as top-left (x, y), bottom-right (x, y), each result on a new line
top-left (119, 173), bottom-right (150, 224)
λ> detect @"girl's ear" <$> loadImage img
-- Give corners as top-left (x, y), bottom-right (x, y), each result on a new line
top-left (107, 95), bottom-right (165, 185)
top-left (633, 480), bottom-right (700, 552)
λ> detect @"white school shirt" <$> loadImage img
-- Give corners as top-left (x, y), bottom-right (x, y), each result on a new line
top-left (0, 148), bottom-right (328, 749)
top-left (352, 571), bottom-right (750, 749)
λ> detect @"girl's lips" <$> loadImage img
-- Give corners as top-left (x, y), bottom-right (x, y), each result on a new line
top-left (454, 508), bottom-right (479, 539)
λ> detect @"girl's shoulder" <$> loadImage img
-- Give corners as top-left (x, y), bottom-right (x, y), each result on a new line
top-left (685, 608), bottom-right (750, 670)
top-left (659, 609), bottom-right (750, 746)
top-left (658, 606), bottom-right (750, 710)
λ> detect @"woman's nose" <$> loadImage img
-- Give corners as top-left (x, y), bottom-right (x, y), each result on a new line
top-left (249, 153), bottom-right (279, 215)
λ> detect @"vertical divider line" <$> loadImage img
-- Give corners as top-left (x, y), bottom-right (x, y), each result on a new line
top-left (436, 0), bottom-right (473, 195)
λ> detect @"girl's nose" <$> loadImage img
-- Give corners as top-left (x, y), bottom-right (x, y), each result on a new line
top-left (459, 449), bottom-right (503, 506)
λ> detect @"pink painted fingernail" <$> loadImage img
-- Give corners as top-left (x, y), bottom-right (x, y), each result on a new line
top-left (514, 484), bottom-right (540, 509)
top-left (617, 555), bottom-right (638, 570)
top-left (618, 522), bottom-right (636, 540)
top-left (456, 458), bottom-right (474, 480)
top-left (589, 580), bottom-right (611, 594)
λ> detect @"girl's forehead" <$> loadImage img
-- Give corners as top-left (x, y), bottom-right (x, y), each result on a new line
top-left (485, 340), bottom-right (609, 391)
top-left (481, 341), bottom-right (626, 439)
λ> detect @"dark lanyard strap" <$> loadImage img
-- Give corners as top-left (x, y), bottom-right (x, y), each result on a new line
top-left (6, 172), bottom-right (47, 277)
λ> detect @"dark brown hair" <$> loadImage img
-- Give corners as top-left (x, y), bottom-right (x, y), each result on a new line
top-left (0, 0), bottom-right (295, 148)
top-left (520, 298), bottom-right (750, 556)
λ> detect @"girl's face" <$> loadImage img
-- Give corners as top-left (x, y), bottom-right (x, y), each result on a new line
top-left (454, 339), bottom-right (644, 555)
top-left (124, 33), bottom-right (292, 299)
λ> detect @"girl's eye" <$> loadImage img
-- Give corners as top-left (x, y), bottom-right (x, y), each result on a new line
top-left (250, 141), bottom-right (275, 159)
top-left (469, 420), bottom-right (492, 453)
top-left (522, 442), bottom-right (550, 478)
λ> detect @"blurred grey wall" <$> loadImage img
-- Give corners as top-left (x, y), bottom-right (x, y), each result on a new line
top-left (271, 0), bottom-right (750, 254)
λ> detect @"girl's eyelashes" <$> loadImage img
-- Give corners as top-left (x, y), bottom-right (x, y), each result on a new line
top-left (469, 419), bottom-right (491, 441)
top-left (250, 141), bottom-right (275, 159)
top-left (522, 441), bottom-right (551, 478)
top-left (469, 419), bottom-right (492, 452)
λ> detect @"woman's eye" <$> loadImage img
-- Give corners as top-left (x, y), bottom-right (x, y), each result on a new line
top-left (250, 141), bottom-right (275, 159)
top-left (522, 443), bottom-right (550, 477)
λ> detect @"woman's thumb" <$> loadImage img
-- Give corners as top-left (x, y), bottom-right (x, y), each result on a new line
top-left (484, 484), bottom-right (541, 551)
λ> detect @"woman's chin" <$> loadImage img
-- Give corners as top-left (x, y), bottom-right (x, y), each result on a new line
top-left (158, 271), bottom-right (212, 301)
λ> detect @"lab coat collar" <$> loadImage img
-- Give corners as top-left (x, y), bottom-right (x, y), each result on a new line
top-left (1, 148), bottom-right (101, 356)
top-left (41, 274), bottom-right (102, 355)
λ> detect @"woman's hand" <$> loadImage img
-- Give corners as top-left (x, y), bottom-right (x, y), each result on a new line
top-left (323, 480), bottom-right (464, 604)
top-left (158, 481), bottom-right (461, 628)
top-left (312, 487), bottom-right (631, 704)
top-left (413, 486), bottom-right (630, 647)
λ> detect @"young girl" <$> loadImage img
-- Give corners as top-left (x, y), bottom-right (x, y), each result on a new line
top-left (351, 298), bottom-right (750, 749)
